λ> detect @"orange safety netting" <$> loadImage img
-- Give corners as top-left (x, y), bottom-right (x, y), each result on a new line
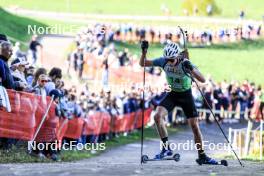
top-left (56, 118), bottom-right (69, 147)
top-left (0, 90), bottom-right (37, 140)
top-left (64, 117), bottom-right (85, 139)
top-left (35, 96), bottom-right (59, 142)
top-left (83, 112), bottom-right (104, 135)
top-left (0, 90), bottom-right (152, 141)
top-left (83, 53), bottom-right (160, 85)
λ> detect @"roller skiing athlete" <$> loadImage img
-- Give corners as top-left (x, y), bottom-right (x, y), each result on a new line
top-left (139, 41), bottom-right (219, 165)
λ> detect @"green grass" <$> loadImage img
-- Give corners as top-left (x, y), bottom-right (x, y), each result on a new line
top-left (191, 40), bottom-right (264, 84)
top-left (114, 39), bottom-right (264, 85)
top-left (33, 15), bottom-right (241, 29)
top-left (215, 0), bottom-right (264, 20)
top-left (1, 0), bottom-right (263, 19)
top-left (0, 126), bottom-right (179, 163)
top-left (0, 7), bottom-right (84, 50)
top-left (0, 0), bottom-right (181, 16)
top-left (0, 144), bottom-right (52, 163)
top-left (0, 7), bottom-right (47, 45)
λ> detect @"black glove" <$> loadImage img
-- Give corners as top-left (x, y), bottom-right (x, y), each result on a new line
top-left (141, 40), bottom-right (149, 51)
top-left (182, 59), bottom-right (194, 72)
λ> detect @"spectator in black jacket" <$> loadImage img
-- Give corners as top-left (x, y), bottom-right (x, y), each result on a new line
top-left (0, 38), bottom-right (26, 149)
top-left (0, 41), bottom-right (26, 90)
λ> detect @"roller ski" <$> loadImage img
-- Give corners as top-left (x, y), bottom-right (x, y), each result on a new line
top-left (196, 154), bottom-right (228, 166)
top-left (141, 148), bottom-right (180, 163)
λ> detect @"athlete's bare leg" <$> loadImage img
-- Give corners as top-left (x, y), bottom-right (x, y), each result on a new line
top-left (154, 106), bottom-right (169, 139)
top-left (188, 117), bottom-right (204, 156)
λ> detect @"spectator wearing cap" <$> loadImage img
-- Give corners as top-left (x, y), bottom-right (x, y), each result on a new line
top-left (47, 89), bottom-right (63, 161)
top-left (33, 74), bottom-right (48, 102)
top-left (49, 88), bottom-right (65, 118)
top-left (11, 57), bottom-right (30, 91)
top-left (32, 68), bottom-right (47, 87)
top-left (31, 75), bottom-right (48, 159)
top-left (0, 41), bottom-right (25, 90)
top-left (31, 89), bottom-right (62, 161)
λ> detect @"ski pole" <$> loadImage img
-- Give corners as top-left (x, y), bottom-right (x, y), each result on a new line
top-left (29, 95), bottom-right (54, 153)
top-left (140, 53), bottom-right (146, 164)
top-left (191, 76), bottom-right (244, 167)
top-left (140, 40), bottom-right (149, 164)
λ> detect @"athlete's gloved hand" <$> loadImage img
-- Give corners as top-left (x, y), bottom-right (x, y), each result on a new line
top-left (141, 40), bottom-right (149, 52)
top-left (182, 59), bottom-right (194, 72)
top-left (181, 49), bottom-right (189, 59)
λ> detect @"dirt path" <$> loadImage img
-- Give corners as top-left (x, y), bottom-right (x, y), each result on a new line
top-left (1, 122), bottom-right (263, 176)
top-left (39, 35), bottom-right (85, 87)
top-left (40, 35), bottom-right (73, 71)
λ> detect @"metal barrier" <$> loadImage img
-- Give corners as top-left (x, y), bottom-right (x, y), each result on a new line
top-left (229, 120), bottom-right (264, 160)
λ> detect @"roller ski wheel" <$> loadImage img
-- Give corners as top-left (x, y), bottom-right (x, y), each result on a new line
top-left (173, 153), bottom-right (180, 162)
top-left (141, 153), bottom-right (180, 163)
top-left (141, 155), bottom-right (149, 164)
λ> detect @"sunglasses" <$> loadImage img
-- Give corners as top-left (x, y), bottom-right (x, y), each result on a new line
top-left (40, 80), bottom-right (48, 83)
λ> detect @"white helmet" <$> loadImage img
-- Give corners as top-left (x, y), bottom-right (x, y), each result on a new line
top-left (163, 42), bottom-right (180, 59)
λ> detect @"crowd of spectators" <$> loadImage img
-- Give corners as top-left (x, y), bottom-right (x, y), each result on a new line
top-left (68, 23), bottom-right (264, 126)
top-left (190, 79), bottom-right (264, 124)
top-left (67, 24), bottom-right (140, 82)
top-left (0, 33), bottom-right (153, 161)
top-left (72, 22), bottom-right (263, 46)
top-left (116, 23), bottom-right (262, 45)
top-left (68, 22), bottom-right (263, 84)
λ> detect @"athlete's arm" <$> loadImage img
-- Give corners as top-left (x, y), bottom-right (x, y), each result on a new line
top-left (191, 68), bottom-right (206, 83)
top-left (182, 59), bottom-right (206, 83)
top-left (139, 40), bottom-right (167, 68)
top-left (139, 49), bottom-right (153, 67)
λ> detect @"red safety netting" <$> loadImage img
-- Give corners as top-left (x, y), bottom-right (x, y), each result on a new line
top-left (83, 53), bottom-right (160, 85)
top-left (56, 118), bottom-right (69, 142)
top-left (0, 90), bottom-right (153, 141)
top-left (0, 90), bottom-right (37, 140)
top-left (83, 112), bottom-right (104, 135)
top-left (64, 117), bottom-right (85, 139)
top-left (34, 96), bottom-right (59, 142)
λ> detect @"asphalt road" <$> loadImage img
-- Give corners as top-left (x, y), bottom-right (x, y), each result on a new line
top-left (1, 122), bottom-right (263, 176)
